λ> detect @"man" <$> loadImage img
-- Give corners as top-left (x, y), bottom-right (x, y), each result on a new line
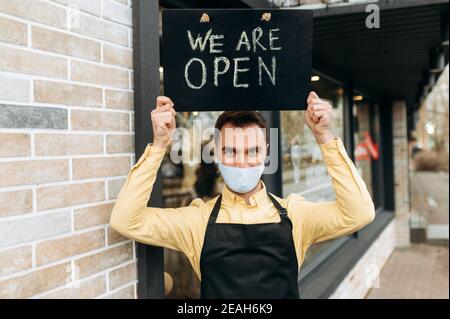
top-left (110, 92), bottom-right (375, 299)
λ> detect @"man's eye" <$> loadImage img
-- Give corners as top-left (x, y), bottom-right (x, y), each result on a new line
top-left (248, 148), bottom-right (258, 156)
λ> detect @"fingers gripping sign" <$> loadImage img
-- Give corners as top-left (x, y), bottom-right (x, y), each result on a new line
top-left (151, 96), bottom-right (177, 148)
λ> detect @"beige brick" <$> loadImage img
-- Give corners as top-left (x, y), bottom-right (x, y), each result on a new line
top-left (71, 13), bottom-right (128, 46)
top-left (71, 60), bottom-right (129, 89)
top-left (108, 261), bottom-right (136, 290)
top-left (0, 159), bottom-right (68, 187)
top-left (75, 242), bottom-right (133, 278)
top-left (0, 211), bottom-right (71, 248)
top-left (0, 262), bottom-right (70, 298)
top-left (0, 16), bottom-right (27, 46)
top-left (32, 26), bottom-right (101, 61)
top-left (52, 0), bottom-right (101, 16)
top-left (0, 190), bottom-right (33, 218)
top-left (0, 0), bottom-right (66, 29)
top-left (301, 0), bottom-right (323, 4)
top-left (107, 178), bottom-right (125, 200)
top-left (0, 73), bottom-right (30, 102)
top-left (74, 202), bottom-right (114, 230)
top-left (35, 133), bottom-right (103, 156)
top-left (71, 110), bottom-right (129, 132)
top-left (0, 246), bottom-right (32, 277)
top-left (36, 229), bottom-right (105, 265)
top-left (34, 80), bottom-right (102, 107)
top-left (0, 133), bottom-right (30, 157)
top-left (103, 44), bottom-right (133, 68)
top-left (105, 89), bottom-right (133, 110)
top-left (37, 181), bottom-right (105, 211)
top-left (129, 28), bottom-right (133, 48)
top-left (72, 156), bottom-right (130, 180)
top-left (131, 113), bottom-right (134, 131)
top-left (0, 46), bottom-right (67, 79)
top-left (130, 70), bottom-right (134, 89)
top-left (102, 284), bottom-right (135, 299)
top-left (103, 0), bottom-right (132, 26)
top-left (106, 134), bottom-right (134, 154)
top-left (41, 274), bottom-right (106, 299)
top-left (107, 226), bottom-right (128, 245)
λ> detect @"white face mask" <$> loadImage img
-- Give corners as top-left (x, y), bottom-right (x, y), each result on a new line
top-left (218, 163), bottom-right (265, 194)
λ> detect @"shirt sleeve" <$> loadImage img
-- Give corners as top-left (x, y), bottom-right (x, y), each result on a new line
top-left (288, 137), bottom-right (376, 247)
top-left (109, 143), bottom-right (205, 253)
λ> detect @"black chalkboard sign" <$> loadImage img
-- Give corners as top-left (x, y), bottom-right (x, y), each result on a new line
top-left (162, 9), bottom-right (313, 111)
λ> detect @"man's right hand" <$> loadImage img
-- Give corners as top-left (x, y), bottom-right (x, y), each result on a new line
top-left (151, 96), bottom-right (176, 149)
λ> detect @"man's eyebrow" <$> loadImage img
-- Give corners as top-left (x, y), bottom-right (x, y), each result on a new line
top-left (222, 146), bottom-right (236, 151)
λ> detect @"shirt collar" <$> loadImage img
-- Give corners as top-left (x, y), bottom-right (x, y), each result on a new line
top-left (222, 180), bottom-right (270, 208)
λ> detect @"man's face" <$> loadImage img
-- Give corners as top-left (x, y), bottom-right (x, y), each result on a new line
top-left (216, 123), bottom-right (268, 168)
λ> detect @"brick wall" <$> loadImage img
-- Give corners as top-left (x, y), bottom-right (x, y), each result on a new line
top-left (0, 0), bottom-right (137, 298)
top-left (392, 100), bottom-right (411, 247)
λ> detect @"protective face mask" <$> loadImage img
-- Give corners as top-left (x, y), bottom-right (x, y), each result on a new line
top-left (218, 162), bottom-right (265, 194)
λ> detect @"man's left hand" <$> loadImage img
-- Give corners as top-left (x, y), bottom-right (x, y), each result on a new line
top-left (304, 91), bottom-right (335, 145)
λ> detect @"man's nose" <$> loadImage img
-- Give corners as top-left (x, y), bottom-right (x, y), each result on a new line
top-left (233, 161), bottom-right (249, 168)
top-left (233, 153), bottom-right (250, 168)
top-left (233, 151), bottom-right (243, 165)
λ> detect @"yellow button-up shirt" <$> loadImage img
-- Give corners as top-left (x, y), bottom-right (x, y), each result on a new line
top-left (110, 138), bottom-right (375, 280)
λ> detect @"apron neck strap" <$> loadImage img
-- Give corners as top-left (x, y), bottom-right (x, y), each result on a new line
top-left (207, 191), bottom-right (288, 226)
top-left (267, 193), bottom-right (288, 216)
top-left (207, 195), bottom-right (223, 225)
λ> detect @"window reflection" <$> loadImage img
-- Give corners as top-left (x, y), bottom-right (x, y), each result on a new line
top-left (353, 98), bottom-right (379, 200)
top-left (281, 75), bottom-right (346, 271)
top-left (162, 111), bottom-right (223, 299)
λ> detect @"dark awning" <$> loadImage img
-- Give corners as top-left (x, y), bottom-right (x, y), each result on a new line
top-left (308, 0), bottom-right (449, 103)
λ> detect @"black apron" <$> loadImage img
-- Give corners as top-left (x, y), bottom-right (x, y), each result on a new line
top-left (199, 192), bottom-right (300, 299)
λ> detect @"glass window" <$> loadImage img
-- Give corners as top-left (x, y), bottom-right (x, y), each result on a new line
top-left (280, 74), bottom-right (347, 272)
top-left (353, 97), bottom-right (381, 206)
top-left (162, 111), bottom-right (223, 299)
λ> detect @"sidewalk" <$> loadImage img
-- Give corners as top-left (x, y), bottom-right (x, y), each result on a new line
top-left (366, 242), bottom-right (449, 299)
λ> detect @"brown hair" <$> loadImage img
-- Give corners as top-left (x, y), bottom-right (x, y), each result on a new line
top-left (214, 111), bottom-right (268, 143)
